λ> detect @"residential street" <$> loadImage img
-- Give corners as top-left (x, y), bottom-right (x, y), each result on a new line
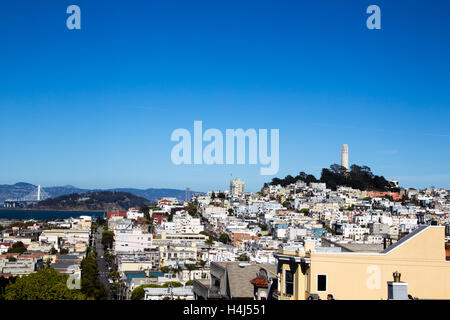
top-left (95, 226), bottom-right (112, 300)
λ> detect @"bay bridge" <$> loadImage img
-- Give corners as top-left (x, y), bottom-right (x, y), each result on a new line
top-left (4, 185), bottom-right (51, 208)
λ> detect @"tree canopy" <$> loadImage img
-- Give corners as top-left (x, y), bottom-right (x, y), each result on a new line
top-left (4, 268), bottom-right (86, 300)
top-left (80, 250), bottom-right (107, 300)
top-left (219, 233), bottom-right (230, 244)
top-left (101, 230), bottom-right (115, 249)
top-left (8, 241), bottom-right (27, 254)
top-left (265, 164), bottom-right (393, 191)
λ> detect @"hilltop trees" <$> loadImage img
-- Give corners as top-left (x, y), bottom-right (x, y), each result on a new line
top-left (34, 191), bottom-right (150, 211)
top-left (266, 164), bottom-right (391, 191)
top-left (320, 164), bottom-right (390, 191)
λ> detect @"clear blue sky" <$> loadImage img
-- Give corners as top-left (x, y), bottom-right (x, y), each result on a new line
top-left (1, 0), bottom-right (449, 192)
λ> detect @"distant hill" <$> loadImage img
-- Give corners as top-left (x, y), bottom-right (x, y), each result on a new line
top-left (33, 191), bottom-right (151, 212)
top-left (45, 185), bottom-right (90, 198)
top-left (0, 182), bottom-right (39, 202)
top-left (105, 188), bottom-right (201, 202)
top-left (0, 183), bottom-right (203, 204)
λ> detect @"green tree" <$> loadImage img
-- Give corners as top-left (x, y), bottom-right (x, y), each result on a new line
top-left (4, 268), bottom-right (86, 300)
top-left (130, 285), bottom-right (146, 300)
top-left (80, 250), bottom-right (107, 300)
top-left (8, 241), bottom-right (27, 254)
top-left (160, 266), bottom-right (171, 274)
top-left (299, 208), bottom-right (310, 215)
top-left (237, 254), bottom-right (250, 262)
top-left (219, 233), bottom-right (230, 244)
top-left (96, 216), bottom-right (106, 226)
top-left (101, 230), bottom-right (115, 249)
top-left (130, 283), bottom-right (165, 300)
top-left (282, 200), bottom-right (291, 209)
top-left (187, 203), bottom-right (197, 216)
top-left (162, 281), bottom-right (183, 288)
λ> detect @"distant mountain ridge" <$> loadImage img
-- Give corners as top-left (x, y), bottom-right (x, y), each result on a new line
top-left (0, 182), bottom-right (203, 204)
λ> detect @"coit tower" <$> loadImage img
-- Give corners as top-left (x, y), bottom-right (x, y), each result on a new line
top-left (341, 144), bottom-right (349, 170)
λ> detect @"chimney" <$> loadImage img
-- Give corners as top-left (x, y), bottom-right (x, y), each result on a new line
top-left (387, 271), bottom-right (408, 300)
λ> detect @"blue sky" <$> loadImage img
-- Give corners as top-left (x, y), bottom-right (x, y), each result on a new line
top-left (1, 0), bottom-right (450, 192)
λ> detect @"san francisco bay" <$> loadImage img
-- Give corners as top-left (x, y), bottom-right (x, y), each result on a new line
top-left (0, 209), bottom-right (105, 220)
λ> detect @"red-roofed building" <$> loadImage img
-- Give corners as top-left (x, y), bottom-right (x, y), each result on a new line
top-left (152, 214), bottom-right (168, 225)
top-left (157, 197), bottom-right (179, 207)
top-left (17, 253), bottom-right (46, 260)
top-left (0, 243), bottom-right (12, 254)
top-left (367, 191), bottom-right (402, 201)
top-left (106, 211), bottom-right (127, 220)
top-left (0, 252), bottom-right (44, 276)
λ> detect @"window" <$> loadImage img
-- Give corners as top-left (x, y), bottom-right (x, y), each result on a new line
top-left (284, 270), bottom-right (294, 295)
top-left (317, 275), bottom-right (327, 292)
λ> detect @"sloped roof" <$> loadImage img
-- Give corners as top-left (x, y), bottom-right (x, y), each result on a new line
top-left (381, 225), bottom-right (428, 254)
top-left (223, 262), bottom-right (276, 299)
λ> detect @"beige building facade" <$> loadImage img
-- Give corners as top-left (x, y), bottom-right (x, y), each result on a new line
top-left (275, 226), bottom-right (450, 300)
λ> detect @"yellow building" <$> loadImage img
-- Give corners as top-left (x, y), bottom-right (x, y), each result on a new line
top-left (275, 226), bottom-right (450, 300)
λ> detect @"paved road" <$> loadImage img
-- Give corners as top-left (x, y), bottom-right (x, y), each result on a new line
top-left (95, 226), bottom-right (112, 300)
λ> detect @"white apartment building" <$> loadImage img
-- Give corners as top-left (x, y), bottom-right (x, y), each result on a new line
top-left (127, 208), bottom-right (144, 220)
top-left (144, 286), bottom-right (194, 300)
top-left (39, 229), bottom-right (90, 247)
top-left (199, 249), bottom-right (236, 263)
top-left (161, 211), bottom-right (204, 234)
top-left (114, 229), bottom-right (152, 253)
top-left (342, 223), bottom-right (370, 239)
